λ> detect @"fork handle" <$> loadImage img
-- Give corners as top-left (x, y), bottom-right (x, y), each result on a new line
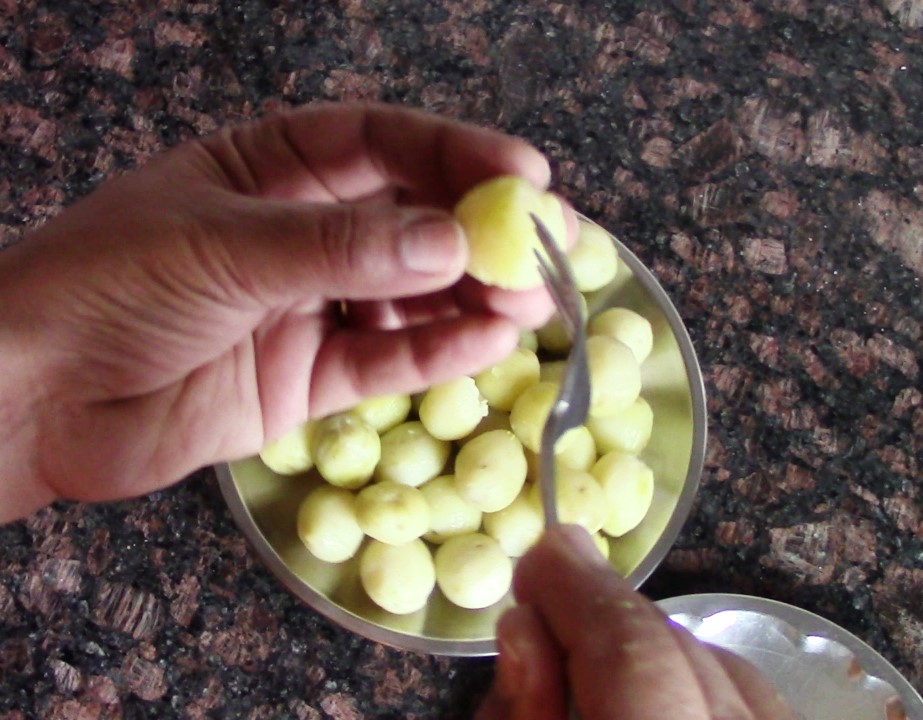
top-left (537, 442), bottom-right (560, 527)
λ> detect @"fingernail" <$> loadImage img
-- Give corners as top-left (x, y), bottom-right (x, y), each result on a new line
top-left (399, 210), bottom-right (465, 273)
top-left (552, 524), bottom-right (610, 568)
top-left (495, 635), bottom-right (523, 700)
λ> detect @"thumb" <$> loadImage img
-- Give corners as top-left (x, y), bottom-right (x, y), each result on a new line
top-left (218, 199), bottom-right (469, 306)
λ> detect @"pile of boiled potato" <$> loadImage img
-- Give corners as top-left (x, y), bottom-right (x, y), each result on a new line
top-left (258, 177), bottom-right (657, 615)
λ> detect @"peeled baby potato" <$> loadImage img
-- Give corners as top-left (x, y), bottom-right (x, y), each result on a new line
top-left (355, 481), bottom-right (430, 545)
top-left (536, 293), bottom-right (588, 355)
top-left (454, 429), bottom-right (528, 512)
top-left (589, 307), bottom-right (654, 364)
top-left (434, 533), bottom-right (513, 609)
top-left (529, 466), bottom-right (607, 534)
top-left (420, 475), bottom-right (483, 544)
top-left (359, 539), bottom-right (436, 615)
top-left (587, 335), bottom-right (642, 417)
top-left (554, 424), bottom-right (597, 472)
top-left (519, 329), bottom-right (539, 352)
top-left (419, 377), bottom-right (488, 441)
top-left (349, 393), bottom-right (412, 433)
top-left (461, 406), bottom-right (511, 443)
top-left (510, 381), bottom-right (582, 454)
top-left (296, 485), bottom-right (365, 563)
top-left (259, 421), bottom-right (316, 475)
top-left (483, 486), bottom-right (544, 558)
top-left (587, 397), bottom-right (654, 455)
top-left (568, 219), bottom-right (619, 292)
top-left (539, 359), bottom-right (566, 384)
top-left (312, 414), bottom-right (380, 489)
top-left (475, 347), bottom-right (541, 412)
top-left (591, 451), bottom-right (655, 537)
top-left (376, 421), bottom-right (450, 487)
top-left (453, 175), bottom-right (567, 290)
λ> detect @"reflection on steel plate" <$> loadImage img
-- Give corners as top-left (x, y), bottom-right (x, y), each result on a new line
top-left (658, 594), bottom-right (923, 720)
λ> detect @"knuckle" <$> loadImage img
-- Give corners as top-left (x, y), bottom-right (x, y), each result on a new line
top-left (314, 207), bottom-right (362, 279)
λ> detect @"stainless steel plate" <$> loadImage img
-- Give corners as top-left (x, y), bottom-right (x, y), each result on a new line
top-left (658, 593), bottom-right (923, 720)
top-left (217, 218), bottom-right (707, 656)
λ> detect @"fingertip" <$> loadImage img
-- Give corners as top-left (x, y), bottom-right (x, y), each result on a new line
top-left (557, 195), bottom-right (580, 250)
top-left (513, 525), bottom-right (609, 595)
top-left (547, 524), bottom-right (608, 564)
top-left (515, 144), bottom-right (553, 190)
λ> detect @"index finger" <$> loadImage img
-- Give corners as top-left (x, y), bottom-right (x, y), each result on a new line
top-left (200, 102), bottom-right (552, 205)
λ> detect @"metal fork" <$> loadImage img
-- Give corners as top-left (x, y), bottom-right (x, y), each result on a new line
top-left (531, 215), bottom-right (590, 720)
top-left (531, 213), bottom-right (591, 527)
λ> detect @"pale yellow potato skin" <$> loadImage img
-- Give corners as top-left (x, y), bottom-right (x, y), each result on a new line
top-left (453, 429), bottom-right (528, 512)
top-left (587, 397), bottom-right (654, 455)
top-left (474, 347), bottom-right (540, 412)
top-left (591, 451), bottom-right (655, 537)
top-left (460, 406), bottom-right (511, 444)
top-left (536, 293), bottom-right (588, 354)
top-left (589, 307), bottom-right (654, 364)
top-left (528, 466), bottom-right (607, 534)
top-left (420, 475), bottom-right (483, 544)
top-left (518, 329), bottom-right (539, 352)
top-left (418, 376), bottom-right (488, 441)
top-left (510, 381), bottom-right (582, 454)
top-left (375, 421), bottom-right (450, 487)
top-left (348, 393), bottom-right (412, 433)
top-left (359, 539), bottom-right (436, 615)
top-left (568, 219), bottom-right (619, 292)
top-left (434, 533), bottom-right (513, 609)
top-left (355, 481), bottom-right (431, 545)
top-left (586, 335), bottom-right (642, 417)
top-left (592, 532), bottom-right (612, 560)
top-left (483, 486), bottom-right (544, 558)
top-left (312, 414), bottom-right (381, 489)
top-left (554, 424), bottom-right (597, 472)
top-left (259, 420), bottom-right (316, 475)
top-left (538, 359), bottom-right (566, 384)
top-left (296, 485), bottom-right (365, 563)
top-left (453, 175), bottom-right (567, 290)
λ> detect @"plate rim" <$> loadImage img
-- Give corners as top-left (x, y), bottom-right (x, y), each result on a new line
top-left (657, 592), bottom-right (923, 715)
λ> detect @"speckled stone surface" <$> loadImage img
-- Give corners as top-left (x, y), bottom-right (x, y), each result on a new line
top-left (1, 0), bottom-right (922, 717)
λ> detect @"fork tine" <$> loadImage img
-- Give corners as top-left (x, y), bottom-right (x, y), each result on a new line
top-left (531, 213), bottom-right (593, 531)
top-left (534, 251), bottom-right (578, 338)
top-left (531, 215), bottom-right (581, 295)
top-left (531, 214), bottom-right (585, 328)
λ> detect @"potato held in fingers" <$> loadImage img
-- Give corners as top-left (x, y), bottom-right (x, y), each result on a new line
top-left (312, 414), bottom-right (380, 489)
top-left (259, 421), bottom-right (316, 475)
top-left (453, 175), bottom-right (567, 290)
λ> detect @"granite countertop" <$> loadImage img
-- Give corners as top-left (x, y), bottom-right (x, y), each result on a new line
top-left (1, 0), bottom-right (922, 717)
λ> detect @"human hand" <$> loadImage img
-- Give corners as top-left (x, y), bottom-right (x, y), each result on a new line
top-left (0, 102), bottom-right (575, 521)
top-left (475, 525), bottom-right (795, 720)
